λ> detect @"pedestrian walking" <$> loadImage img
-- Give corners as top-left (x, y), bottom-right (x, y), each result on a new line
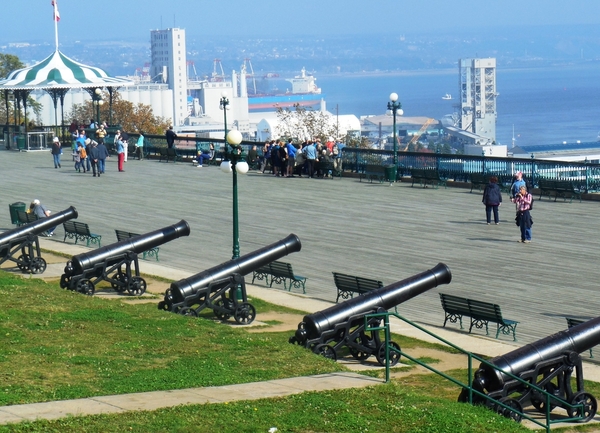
top-left (50, 137), bottom-right (62, 168)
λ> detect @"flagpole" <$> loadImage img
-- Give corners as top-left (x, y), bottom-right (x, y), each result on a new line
top-left (53, 1), bottom-right (59, 51)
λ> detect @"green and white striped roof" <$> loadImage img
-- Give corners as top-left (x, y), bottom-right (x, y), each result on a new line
top-left (0, 50), bottom-right (132, 90)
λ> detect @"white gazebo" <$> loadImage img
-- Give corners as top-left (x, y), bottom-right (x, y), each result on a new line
top-left (0, 3), bottom-right (132, 149)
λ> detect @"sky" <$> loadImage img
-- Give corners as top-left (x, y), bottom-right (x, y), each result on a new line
top-left (3, 0), bottom-right (600, 43)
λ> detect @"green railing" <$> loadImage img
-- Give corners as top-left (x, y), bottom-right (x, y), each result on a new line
top-left (341, 148), bottom-right (600, 193)
top-left (365, 311), bottom-right (588, 432)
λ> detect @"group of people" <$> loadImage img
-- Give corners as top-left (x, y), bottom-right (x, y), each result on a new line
top-left (481, 170), bottom-right (533, 243)
top-left (64, 120), bottom-right (141, 174)
top-left (257, 138), bottom-right (343, 178)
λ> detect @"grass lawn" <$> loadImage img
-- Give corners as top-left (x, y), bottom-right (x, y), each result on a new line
top-left (2, 270), bottom-right (597, 432)
top-left (0, 271), bottom-right (341, 406)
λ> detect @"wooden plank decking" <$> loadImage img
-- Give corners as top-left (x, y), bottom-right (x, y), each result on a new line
top-left (1, 149), bottom-right (599, 346)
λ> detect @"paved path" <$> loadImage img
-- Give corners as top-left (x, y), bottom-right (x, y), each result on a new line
top-left (0, 371), bottom-right (380, 425)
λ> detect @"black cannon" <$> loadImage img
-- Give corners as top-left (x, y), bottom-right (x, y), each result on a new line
top-left (459, 316), bottom-right (600, 423)
top-left (0, 206), bottom-right (78, 274)
top-left (159, 233), bottom-right (302, 325)
top-left (289, 263), bottom-right (452, 365)
top-left (60, 220), bottom-right (190, 296)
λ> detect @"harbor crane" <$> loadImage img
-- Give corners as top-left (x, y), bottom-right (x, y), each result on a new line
top-left (242, 58), bottom-right (257, 95)
top-left (211, 59), bottom-right (225, 82)
top-left (404, 118), bottom-right (435, 151)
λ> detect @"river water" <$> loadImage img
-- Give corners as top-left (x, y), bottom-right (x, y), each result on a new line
top-left (318, 64), bottom-right (600, 147)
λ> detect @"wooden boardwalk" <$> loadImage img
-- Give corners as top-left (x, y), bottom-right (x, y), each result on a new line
top-left (2, 149), bottom-right (600, 346)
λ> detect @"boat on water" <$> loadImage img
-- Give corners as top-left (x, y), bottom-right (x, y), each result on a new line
top-left (248, 67), bottom-right (323, 112)
top-left (442, 93), bottom-right (452, 100)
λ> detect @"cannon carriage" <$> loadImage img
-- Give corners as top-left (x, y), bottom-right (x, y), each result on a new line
top-left (60, 220), bottom-right (190, 296)
top-left (289, 263), bottom-right (452, 366)
top-left (158, 234), bottom-right (302, 325)
top-left (460, 316), bottom-right (600, 423)
top-left (0, 206), bottom-right (78, 274)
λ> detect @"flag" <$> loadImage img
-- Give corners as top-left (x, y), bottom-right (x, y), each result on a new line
top-left (51, 0), bottom-right (60, 22)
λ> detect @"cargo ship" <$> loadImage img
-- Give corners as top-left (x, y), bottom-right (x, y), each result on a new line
top-left (247, 67), bottom-right (323, 112)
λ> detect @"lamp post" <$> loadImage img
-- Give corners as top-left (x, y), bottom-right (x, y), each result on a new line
top-left (92, 88), bottom-right (103, 126)
top-left (387, 92), bottom-right (403, 172)
top-left (220, 92), bottom-right (249, 260)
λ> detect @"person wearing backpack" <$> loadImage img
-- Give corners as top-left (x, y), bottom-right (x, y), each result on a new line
top-left (482, 176), bottom-right (502, 225)
top-left (75, 143), bottom-right (86, 173)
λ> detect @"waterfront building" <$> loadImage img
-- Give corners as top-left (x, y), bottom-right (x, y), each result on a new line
top-left (458, 58), bottom-right (497, 143)
top-left (150, 28), bottom-right (187, 126)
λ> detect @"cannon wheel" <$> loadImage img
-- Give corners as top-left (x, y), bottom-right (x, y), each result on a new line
top-left (567, 392), bottom-right (598, 422)
top-left (213, 299), bottom-right (232, 320)
top-left (314, 344), bottom-right (337, 361)
top-left (29, 257), bottom-right (47, 274)
top-left (375, 341), bottom-right (401, 366)
top-left (16, 254), bottom-right (31, 272)
top-left (498, 397), bottom-right (523, 423)
top-left (458, 387), bottom-right (486, 404)
top-left (179, 307), bottom-right (199, 317)
top-left (128, 276), bottom-right (147, 296)
top-left (111, 272), bottom-right (128, 292)
top-left (77, 278), bottom-right (95, 296)
top-left (234, 302), bottom-right (256, 325)
top-left (349, 336), bottom-right (371, 361)
top-left (531, 382), bottom-right (560, 413)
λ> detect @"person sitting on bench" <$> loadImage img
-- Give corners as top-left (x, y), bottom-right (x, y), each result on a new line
top-left (195, 149), bottom-right (212, 167)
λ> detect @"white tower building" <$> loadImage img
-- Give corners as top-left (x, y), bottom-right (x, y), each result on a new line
top-left (459, 58), bottom-right (497, 143)
top-left (150, 28), bottom-right (187, 126)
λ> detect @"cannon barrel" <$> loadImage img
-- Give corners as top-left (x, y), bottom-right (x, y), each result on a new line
top-left (298, 263), bottom-right (452, 342)
top-left (0, 206), bottom-right (78, 247)
top-left (168, 233), bottom-right (301, 304)
top-left (70, 220), bottom-right (190, 275)
top-left (476, 316), bottom-right (600, 392)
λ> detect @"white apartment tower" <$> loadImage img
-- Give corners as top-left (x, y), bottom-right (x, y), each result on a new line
top-left (150, 28), bottom-right (187, 126)
top-left (459, 58), bottom-right (497, 143)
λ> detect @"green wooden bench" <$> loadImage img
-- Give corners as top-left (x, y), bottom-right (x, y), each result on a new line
top-left (359, 164), bottom-right (386, 183)
top-left (315, 160), bottom-right (338, 179)
top-left (439, 293), bottom-right (519, 341)
top-left (115, 229), bottom-right (160, 261)
top-left (159, 147), bottom-right (180, 163)
top-left (16, 210), bottom-right (38, 227)
top-left (63, 221), bottom-right (102, 248)
top-left (439, 293), bottom-right (470, 330)
top-left (251, 261), bottom-right (306, 293)
top-left (470, 173), bottom-right (489, 193)
top-left (333, 272), bottom-right (383, 303)
top-left (251, 264), bottom-right (272, 286)
top-left (566, 317), bottom-right (594, 357)
top-left (333, 272), bottom-right (398, 313)
top-left (411, 168), bottom-right (447, 189)
top-left (538, 178), bottom-right (582, 203)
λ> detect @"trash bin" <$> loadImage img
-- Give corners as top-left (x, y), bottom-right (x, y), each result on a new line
top-left (16, 136), bottom-right (26, 150)
top-left (385, 165), bottom-right (397, 183)
top-left (9, 202), bottom-right (26, 225)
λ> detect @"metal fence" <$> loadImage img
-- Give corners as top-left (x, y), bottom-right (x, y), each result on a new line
top-left (340, 148), bottom-right (600, 193)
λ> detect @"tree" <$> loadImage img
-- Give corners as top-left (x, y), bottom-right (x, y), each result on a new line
top-left (0, 53), bottom-right (43, 125)
top-left (275, 104), bottom-right (338, 142)
top-left (67, 90), bottom-right (170, 134)
top-left (0, 53), bottom-right (24, 78)
top-left (345, 135), bottom-right (371, 149)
